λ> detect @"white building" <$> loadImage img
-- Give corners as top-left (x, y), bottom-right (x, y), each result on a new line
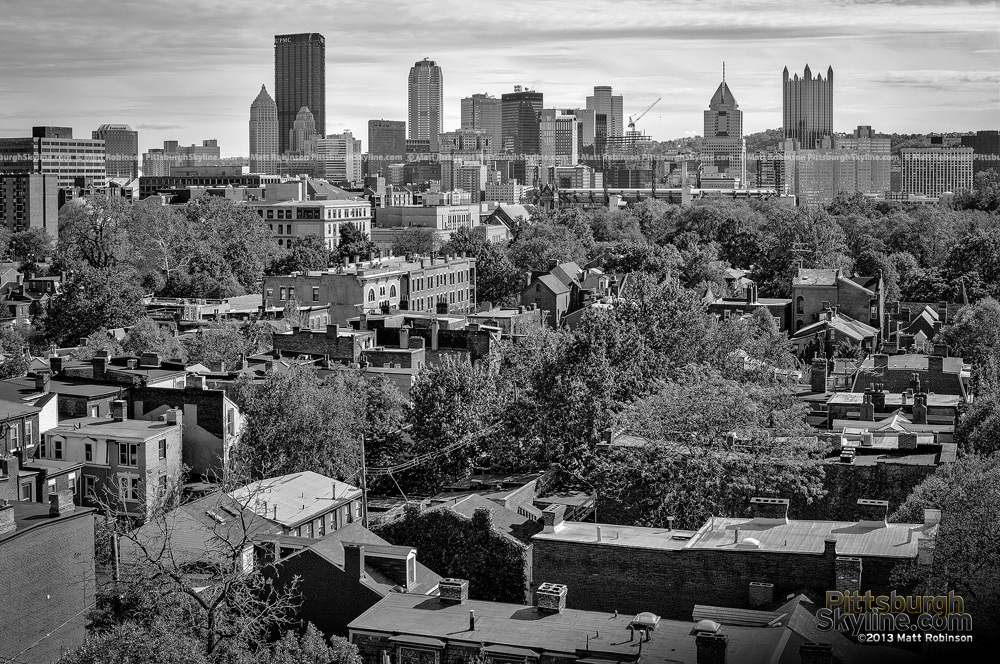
top-left (900, 146), bottom-right (973, 197)
top-left (317, 131), bottom-right (362, 184)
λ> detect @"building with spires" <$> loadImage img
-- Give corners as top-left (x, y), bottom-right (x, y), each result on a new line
top-left (289, 107), bottom-right (318, 154)
top-left (249, 85), bottom-right (278, 175)
top-left (782, 65), bottom-right (833, 149)
top-left (274, 33), bottom-right (326, 154)
top-left (91, 124), bottom-right (138, 180)
top-left (408, 59), bottom-right (443, 151)
top-left (700, 68), bottom-right (746, 186)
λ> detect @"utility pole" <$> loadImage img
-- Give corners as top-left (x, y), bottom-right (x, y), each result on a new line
top-left (359, 433), bottom-right (369, 529)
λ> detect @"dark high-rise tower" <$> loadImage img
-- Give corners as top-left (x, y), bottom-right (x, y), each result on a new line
top-left (408, 59), bottom-right (443, 151)
top-left (782, 64), bottom-right (833, 149)
top-left (501, 86), bottom-right (543, 155)
top-left (274, 33), bottom-right (325, 154)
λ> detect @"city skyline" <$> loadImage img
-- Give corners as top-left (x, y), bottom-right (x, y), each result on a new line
top-left (0, 0), bottom-right (996, 157)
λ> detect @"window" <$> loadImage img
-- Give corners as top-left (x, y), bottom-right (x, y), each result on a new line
top-left (90, 405), bottom-right (99, 417)
top-left (24, 420), bottom-right (32, 446)
top-left (119, 476), bottom-right (139, 502)
top-left (390, 285), bottom-right (397, 298)
top-left (118, 442), bottom-right (138, 467)
top-left (85, 443), bottom-right (93, 462)
top-left (312, 286), bottom-right (319, 302)
top-left (157, 474), bottom-right (167, 496)
top-left (288, 287), bottom-right (295, 300)
top-left (266, 288), bottom-right (273, 298)
top-left (40, 437), bottom-right (46, 458)
top-left (379, 285), bottom-right (386, 297)
top-left (19, 482), bottom-right (32, 501)
top-left (367, 289), bottom-right (376, 302)
top-left (84, 476), bottom-right (96, 497)
top-left (68, 473), bottom-right (76, 492)
top-left (54, 439), bottom-right (63, 460)
top-left (279, 287), bottom-right (287, 301)
top-left (9, 425), bottom-right (18, 451)
top-left (158, 439), bottom-right (167, 460)
top-left (796, 296), bottom-right (804, 314)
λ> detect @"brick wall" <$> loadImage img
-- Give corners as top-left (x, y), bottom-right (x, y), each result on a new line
top-left (796, 461), bottom-right (938, 520)
top-left (271, 326), bottom-right (376, 363)
top-left (532, 538), bottom-right (909, 620)
top-left (0, 510), bottom-right (95, 664)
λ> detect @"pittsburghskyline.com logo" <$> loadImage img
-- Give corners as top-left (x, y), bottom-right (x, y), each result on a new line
top-left (817, 591), bottom-right (973, 644)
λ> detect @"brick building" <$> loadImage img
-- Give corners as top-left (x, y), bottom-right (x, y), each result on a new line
top-left (532, 498), bottom-right (934, 622)
top-left (0, 492), bottom-right (96, 664)
top-left (230, 471), bottom-right (364, 539)
top-left (707, 283), bottom-right (793, 331)
top-left (247, 198), bottom-right (372, 250)
top-left (791, 267), bottom-right (883, 334)
top-left (263, 254), bottom-right (477, 325)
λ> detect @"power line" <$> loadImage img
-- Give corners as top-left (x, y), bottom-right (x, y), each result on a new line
top-left (366, 422), bottom-right (501, 477)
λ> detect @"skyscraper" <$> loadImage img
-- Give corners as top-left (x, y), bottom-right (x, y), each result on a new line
top-left (586, 85), bottom-right (624, 143)
top-left (408, 59), bottom-right (443, 151)
top-left (501, 86), bottom-right (543, 155)
top-left (317, 130), bottom-right (362, 184)
top-left (783, 65), bottom-right (833, 149)
top-left (461, 94), bottom-right (502, 155)
top-left (367, 120), bottom-right (406, 177)
top-left (289, 107), bottom-right (317, 154)
top-left (0, 127), bottom-right (106, 190)
top-left (274, 33), bottom-right (326, 154)
top-left (700, 70), bottom-right (746, 186)
top-left (91, 124), bottom-right (138, 180)
top-left (901, 147), bottom-right (973, 197)
top-left (249, 85), bottom-right (278, 175)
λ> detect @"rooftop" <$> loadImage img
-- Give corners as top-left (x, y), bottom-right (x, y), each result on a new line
top-left (231, 471), bottom-right (361, 528)
top-left (0, 500), bottom-right (95, 545)
top-left (50, 416), bottom-right (179, 440)
top-left (534, 521), bottom-right (698, 550)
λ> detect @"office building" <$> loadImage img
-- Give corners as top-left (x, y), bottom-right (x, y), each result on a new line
top-left (249, 85), bottom-right (279, 175)
top-left (367, 120), bottom-right (405, 177)
top-left (586, 85), bottom-right (624, 151)
top-left (782, 128), bottom-right (891, 207)
top-left (316, 130), bottom-right (362, 184)
top-left (539, 110), bottom-right (579, 183)
top-left (835, 125), bottom-right (891, 196)
top-left (460, 93), bottom-right (502, 154)
top-left (141, 149), bottom-right (167, 177)
top-left (0, 127), bottom-right (106, 190)
top-left (0, 173), bottom-right (59, 237)
top-left (960, 130), bottom-right (1000, 175)
top-left (501, 86), bottom-right (543, 155)
top-left (783, 65), bottom-right (833, 149)
top-left (900, 147), bottom-right (974, 197)
top-left (91, 124), bottom-right (138, 180)
top-left (141, 139), bottom-right (222, 175)
top-left (248, 198), bottom-right (371, 250)
top-left (701, 74), bottom-right (746, 186)
top-left (289, 107), bottom-right (318, 155)
top-left (408, 59), bottom-right (443, 151)
top-left (274, 33), bottom-right (326, 153)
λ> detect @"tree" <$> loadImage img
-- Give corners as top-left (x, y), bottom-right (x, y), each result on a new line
top-left (183, 323), bottom-right (252, 369)
top-left (943, 227), bottom-right (1000, 300)
top-left (56, 195), bottom-right (134, 270)
top-left (9, 228), bottom-right (54, 266)
top-left (58, 622), bottom-right (209, 664)
top-left (953, 168), bottom-right (1000, 212)
top-left (71, 329), bottom-right (124, 361)
top-left (390, 227), bottom-right (438, 256)
top-left (602, 240), bottom-right (681, 275)
top-left (0, 328), bottom-right (29, 379)
top-left (938, 298), bottom-right (1000, 371)
top-left (442, 227), bottom-right (522, 306)
top-left (508, 222), bottom-right (588, 272)
top-left (890, 454), bottom-right (1000, 644)
top-left (266, 235), bottom-right (332, 276)
top-left (333, 223), bottom-right (377, 263)
top-left (267, 624), bottom-right (361, 664)
top-left (122, 317), bottom-right (186, 361)
top-left (44, 266), bottom-right (146, 346)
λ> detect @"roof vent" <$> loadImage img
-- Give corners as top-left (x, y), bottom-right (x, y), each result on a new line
top-left (691, 619), bottom-right (721, 636)
top-left (735, 537), bottom-right (762, 549)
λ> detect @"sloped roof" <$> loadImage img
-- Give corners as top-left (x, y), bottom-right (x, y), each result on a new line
top-left (709, 81), bottom-right (738, 108)
top-left (852, 354), bottom-right (967, 397)
top-left (534, 273), bottom-right (570, 295)
top-left (792, 268), bottom-right (839, 287)
top-left (549, 262), bottom-right (581, 289)
top-left (790, 314), bottom-right (878, 342)
top-left (429, 493), bottom-right (542, 544)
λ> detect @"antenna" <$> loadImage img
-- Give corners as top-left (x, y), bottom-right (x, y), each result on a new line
top-left (723, 61), bottom-right (726, 83)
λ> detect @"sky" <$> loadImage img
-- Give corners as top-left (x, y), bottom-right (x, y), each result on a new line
top-left (0, 0), bottom-right (997, 157)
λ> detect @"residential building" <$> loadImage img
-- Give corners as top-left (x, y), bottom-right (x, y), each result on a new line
top-left (231, 471), bottom-right (363, 538)
top-left (366, 119), bottom-right (405, 177)
top-left (460, 93), bottom-right (502, 154)
top-left (0, 126), bottom-right (106, 190)
top-left (317, 130), bottom-right (362, 184)
top-left (532, 498), bottom-right (935, 622)
top-left (791, 267), bottom-right (883, 334)
top-left (707, 284), bottom-right (793, 331)
top-left (852, 352), bottom-right (971, 400)
top-left (91, 124), bottom-right (138, 180)
top-left (900, 147), bottom-right (974, 196)
top-left (0, 397), bottom-right (44, 466)
top-left (249, 85), bottom-right (279, 175)
top-left (247, 198), bottom-right (371, 250)
top-left (141, 148), bottom-right (168, 176)
top-left (960, 129), bottom-right (1000, 175)
top-left (408, 59), bottom-right (443, 151)
top-left (790, 306), bottom-right (880, 357)
top-left (0, 173), bottom-right (59, 237)
top-left (41, 401), bottom-right (184, 520)
top-left (262, 254), bottom-right (477, 324)
top-left (522, 262), bottom-right (580, 328)
top-left (0, 493), bottom-right (96, 664)
top-left (701, 76), bottom-right (746, 185)
top-left (782, 64), bottom-right (833, 149)
top-left (501, 86), bottom-right (543, 155)
top-left (275, 33), bottom-right (326, 153)
top-left (268, 521), bottom-right (442, 637)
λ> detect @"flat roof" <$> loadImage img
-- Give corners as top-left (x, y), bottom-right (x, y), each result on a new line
top-left (231, 471), bottom-right (361, 528)
top-left (51, 416), bottom-right (179, 439)
top-left (534, 521), bottom-right (697, 550)
top-left (0, 500), bottom-right (95, 545)
top-left (827, 392), bottom-right (960, 407)
top-left (0, 377), bottom-right (124, 400)
top-left (349, 593), bottom-right (784, 662)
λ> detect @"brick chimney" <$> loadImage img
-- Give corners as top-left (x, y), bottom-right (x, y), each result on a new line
top-left (92, 351), bottom-right (111, 380)
top-left (928, 356), bottom-right (944, 373)
top-left (834, 557), bottom-right (862, 593)
top-left (748, 582), bottom-right (774, 608)
top-left (343, 543), bottom-right (365, 581)
top-left (810, 357), bottom-right (828, 393)
top-left (693, 624), bottom-right (728, 664)
top-left (913, 394), bottom-right (927, 424)
top-left (34, 370), bottom-right (51, 394)
top-left (542, 503), bottom-right (566, 533)
top-left (0, 501), bottom-right (15, 535)
top-left (534, 582), bottom-right (568, 614)
top-left (871, 383), bottom-right (886, 412)
top-left (860, 391), bottom-right (874, 421)
top-left (165, 408), bottom-right (182, 427)
top-left (49, 355), bottom-right (63, 375)
top-left (111, 400), bottom-right (126, 422)
top-left (800, 642), bottom-right (833, 664)
top-left (49, 489), bottom-right (75, 517)
top-left (430, 318), bottom-right (440, 351)
top-left (140, 352), bottom-right (161, 368)
top-left (399, 326), bottom-right (410, 350)
top-left (439, 578), bottom-right (469, 604)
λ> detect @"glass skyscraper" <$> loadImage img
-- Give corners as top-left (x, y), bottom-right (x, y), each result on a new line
top-left (274, 33), bottom-right (325, 154)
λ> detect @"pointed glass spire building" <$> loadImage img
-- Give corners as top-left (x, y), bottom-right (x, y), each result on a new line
top-left (249, 85), bottom-right (278, 175)
top-left (782, 64), bottom-right (834, 149)
top-left (701, 64), bottom-right (747, 186)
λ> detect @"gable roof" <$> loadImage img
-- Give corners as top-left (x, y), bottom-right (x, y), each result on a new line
top-left (549, 262), bottom-right (581, 289)
top-left (428, 493), bottom-right (542, 544)
top-left (533, 274), bottom-right (570, 295)
top-left (851, 354), bottom-right (968, 398)
top-left (790, 314), bottom-right (878, 342)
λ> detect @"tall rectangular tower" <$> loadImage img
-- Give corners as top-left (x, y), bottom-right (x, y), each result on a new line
top-left (274, 33), bottom-right (326, 154)
top-left (92, 124), bottom-right (138, 180)
top-left (461, 93), bottom-right (502, 155)
top-left (701, 76), bottom-right (746, 185)
top-left (782, 65), bottom-right (833, 149)
top-left (408, 59), bottom-right (443, 151)
top-left (501, 87), bottom-right (543, 155)
top-left (249, 85), bottom-right (278, 175)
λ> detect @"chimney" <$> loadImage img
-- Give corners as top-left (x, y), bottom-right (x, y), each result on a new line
top-left (913, 394), bottom-right (927, 424)
top-left (92, 354), bottom-right (110, 380)
top-left (165, 408), bottom-right (182, 427)
top-left (111, 400), bottom-right (126, 422)
top-left (430, 317), bottom-right (440, 351)
top-left (326, 324), bottom-right (340, 339)
top-left (343, 543), bottom-right (365, 581)
top-left (399, 326), bottom-right (410, 350)
top-left (534, 582), bottom-right (568, 614)
top-left (49, 490), bottom-right (75, 517)
top-left (810, 357), bottom-right (827, 393)
top-left (855, 498), bottom-right (888, 527)
top-left (359, 312), bottom-right (368, 331)
top-left (439, 578), bottom-right (469, 604)
top-left (898, 432), bottom-right (918, 450)
top-left (860, 392), bottom-right (874, 421)
top-left (834, 556), bottom-right (862, 592)
top-left (873, 354), bottom-right (888, 369)
top-left (928, 356), bottom-right (944, 373)
top-left (190, 375), bottom-right (206, 390)
top-left (49, 355), bottom-right (63, 375)
top-left (748, 582), bottom-right (774, 608)
top-left (34, 370), bottom-right (51, 394)
top-left (824, 327), bottom-right (835, 360)
top-left (140, 352), bottom-right (161, 368)
top-left (542, 503), bottom-right (566, 533)
top-left (469, 609), bottom-right (476, 631)
top-left (799, 642), bottom-right (833, 664)
top-left (694, 625), bottom-right (728, 664)
top-left (870, 384), bottom-right (885, 412)
top-left (750, 497), bottom-right (789, 524)
top-left (0, 501), bottom-right (15, 535)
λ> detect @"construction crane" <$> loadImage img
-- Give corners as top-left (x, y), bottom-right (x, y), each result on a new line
top-left (627, 97), bottom-right (662, 133)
